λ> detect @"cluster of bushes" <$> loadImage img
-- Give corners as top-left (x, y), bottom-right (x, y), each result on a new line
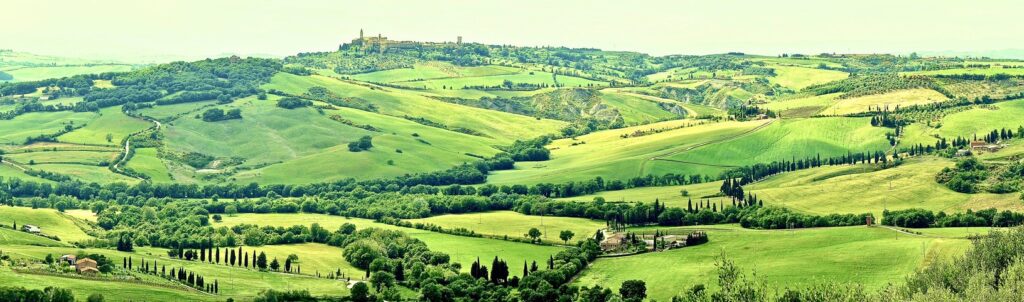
top-left (347, 136), bottom-right (373, 152)
top-left (275, 97), bottom-right (312, 109)
top-left (936, 157), bottom-right (989, 193)
top-left (200, 108), bottom-right (241, 122)
top-left (0, 286), bottom-right (76, 302)
top-left (882, 208), bottom-right (1024, 228)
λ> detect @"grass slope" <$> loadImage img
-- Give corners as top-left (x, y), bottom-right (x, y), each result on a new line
top-left (126, 148), bottom-right (172, 182)
top-left (667, 117), bottom-right (891, 167)
top-left (263, 73), bottom-right (566, 143)
top-left (823, 89), bottom-right (948, 115)
top-left (59, 107), bottom-right (151, 146)
top-left (488, 120), bottom-right (768, 185)
top-left (0, 111), bottom-right (97, 144)
top-left (0, 206), bottom-right (93, 243)
top-left (574, 225), bottom-right (969, 301)
top-left (745, 157), bottom-right (1023, 215)
top-left (938, 98), bottom-right (1024, 138)
top-left (405, 211), bottom-right (605, 244)
top-left (769, 65), bottom-right (849, 90)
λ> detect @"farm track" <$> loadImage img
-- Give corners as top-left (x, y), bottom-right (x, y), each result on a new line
top-left (637, 119), bottom-right (777, 175)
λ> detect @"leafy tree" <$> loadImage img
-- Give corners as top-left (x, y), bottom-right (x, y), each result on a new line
top-left (256, 252), bottom-right (268, 270)
top-left (370, 271), bottom-right (395, 291)
top-left (526, 228), bottom-right (542, 243)
top-left (559, 230), bottom-right (574, 244)
top-left (619, 280), bottom-right (647, 302)
top-left (350, 282), bottom-right (370, 302)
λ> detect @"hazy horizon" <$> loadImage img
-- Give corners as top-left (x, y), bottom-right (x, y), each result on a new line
top-left (4, 0), bottom-right (1024, 61)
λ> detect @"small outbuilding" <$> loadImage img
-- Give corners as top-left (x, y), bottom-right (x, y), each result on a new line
top-left (22, 224), bottom-right (41, 234)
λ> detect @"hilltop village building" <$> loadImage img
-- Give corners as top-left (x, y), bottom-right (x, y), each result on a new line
top-left (340, 29), bottom-right (463, 54)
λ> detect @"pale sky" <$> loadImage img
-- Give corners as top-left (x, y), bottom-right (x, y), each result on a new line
top-left (3, 0), bottom-right (1023, 61)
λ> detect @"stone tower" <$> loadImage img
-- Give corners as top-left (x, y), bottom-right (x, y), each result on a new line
top-left (457, 36), bottom-right (463, 45)
top-left (360, 29), bottom-right (364, 40)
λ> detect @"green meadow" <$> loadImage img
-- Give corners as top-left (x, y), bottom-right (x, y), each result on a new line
top-left (4, 150), bottom-right (116, 165)
top-left (762, 93), bottom-right (840, 117)
top-left (32, 163), bottom-right (139, 184)
top-left (0, 111), bottom-right (97, 144)
top-left (58, 106), bottom-right (151, 146)
top-left (746, 157), bottom-right (1023, 215)
top-left (574, 225), bottom-right (970, 301)
top-left (406, 211), bottom-right (606, 244)
top-left (598, 90), bottom-right (681, 124)
top-left (822, 89), bottom-right (948, 115)
top-left (0, 206), bottom-right (94, 243)
top-left (228, 102), bottom-right (501, 183)
top-left (125, 147), bottom-right (172, 182)
top-left (667, 117), bottom-right (891, 167)
top-left (937, 98), bottom-right (1024, 138)
top-left (263, 73), bottom-right (567, 143)
top-left (488, 120), bottom-right (768, 185)
top-left (768, 65), bottom-right (849, 90)
top-left (1, 65), bottom-right (132, 82)
top-left (215, 212), bottom-right (567, 276)
top-left (1, 245), bottom-right (350, 300)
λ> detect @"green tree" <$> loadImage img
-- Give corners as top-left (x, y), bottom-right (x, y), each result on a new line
top-left (350, 282), bottom-right (370, 302)
top-left (619, 280), bottom-right (647, 302)
top-left (256, 252), bottom-right (268, 270)
top-left (559, 230), bottom-right (574, 244)
top-left (270, 258), bottom-right (280, 271)
top-left (370, 271), bottom-right (395, 291)
top-left (87, 293), bottom-right (105, 302)
top-left (526, 228), bottom-right (542, 243)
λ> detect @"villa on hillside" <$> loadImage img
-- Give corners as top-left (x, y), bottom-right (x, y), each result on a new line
top-left (21, 224), bottom-right (40, 234)
top-left (970, 140), bottom-right (1004, 153)
top-left (75, 258), bottom-right (99, 275)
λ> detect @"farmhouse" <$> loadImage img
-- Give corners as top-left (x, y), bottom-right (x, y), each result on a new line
top-left (600, 233), bottom-right (625, 250)
top-left (21, 224), bottom-right (40, 234)
top-left (969, 140), bottom-right (1003, 153)
top-left (60, 255), bottom-right (77, 265)
top-left (75, 258), bottom-right (99, 275)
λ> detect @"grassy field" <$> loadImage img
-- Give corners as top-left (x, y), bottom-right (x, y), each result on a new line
top-left (226, 100), bottom-right (502, 183)
top-left (0, 111), bottom-right (98, 144)
top-left (32, 163), bottom-right (139, 184)
top-left (138, 100), bottom-right (219, 121)
top-left (745, 157), bottom-right (1023, 215)
top-left (215, 213), bottom-right (566, 276)
top-left (938, 98), bottom-right (1024, 138)
top-left (0, 165), bottom-right (54, 183)
top-left (394, 70), bottom-right (606, 90)
top-left (488, 120), bottom-right (768, 185)
top-left (1, 65), bottom-right (132, 82)
top-left (263, 73), bottom-right (566, 143)
top-left (244, 243), bottom-right (364, 279)
top-left (401, 230), bottom-right (564, 277)
top-left (4, 150), bottom-right (116, 166)
top-left (768, 65), bottom-right (848, 90)
top-left (667, 117), bottom-right (891, 167)
top-left (405, 211), bottom-right (605, 244)
top-left (1, 245), bottom-right (350, 300)
top-left (349, 62), bottom-right (519, 83)
top-left (556, 181), bottom-right (726, 209)
top-left (0, 227), bottom-right (70, 246)
top-left (574, 225), bottom-right (970, 301)
top-left (905, 66), bottom-right (1024, 77)
top-left (58, 106), bottom-right (151, 146)
top-left (822, 89), bottom-right (948, 115)
top-left (126, 148), bottom-right (172, 182)
top-left (598, 90), bottom-right (680, 124)
top-left (0, 266), bottom-right (219, 302)
top-left (0, 206), bottom-right (93, 243)
top-left (762, 93), bottom-right (841, 117)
